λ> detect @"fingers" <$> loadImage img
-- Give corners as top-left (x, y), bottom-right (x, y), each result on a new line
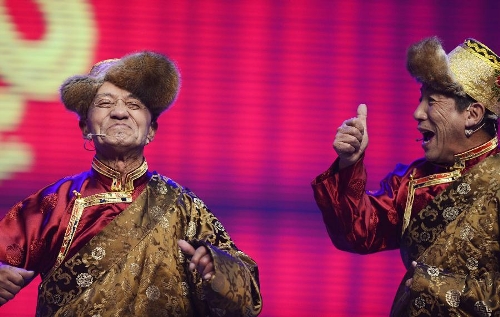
top-left (356, 103), bottom-right (368, 127)
top-left (333, 104), bottom-right (369, 168)
top-left (178, 239), bottom-right (195, 256)
top-left (333, 118), bottom-right (365, 154)
top-left (405, 278), bottom-right (413, 288)
top-left (0, 265), bottom-right (34, 306)
top-left (404, 261), bottom-right (419, 293)
top-left (16, 268), bottom-right (35, 282)
top-left (178, 240), bottom-right (214, 280)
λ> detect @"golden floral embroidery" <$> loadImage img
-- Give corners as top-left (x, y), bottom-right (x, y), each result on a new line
top-left (419, 231), bottom-right (430, 242)
top-left (40, 193), bottom-right (57, 214)
top-left (399, 154), bottom-right (500, 316)
top-left (387, 209), bottom-right (398, 224)
top-left (5, 202), bottom-right (21, 220)
top-left (193, 197), bottom-right (204, 208)
top-left (146, 285), bottom-right (160, 300)
top-left (36, 174), bottom-right (262, 317)
top-left (426, 266), bottom-right (439, 277)
top-left (414, 296), bottom-right (426, 309)
top-left (156, 181), bottom-right (169, 194)
top-left (442, 207), bottom-right (460, 221)
top-left (445, 289), bottom-right (461, 307)
top-left (159, 216), bottom-right (170, 229)
top-left (76, 273), bottom-right (93, 287)
top-left (150, 205), bottom-right (163, 219)
top-left (466, 257), bottom-right (478, 271)
top-left (29, 239), bottom-right (46, 263)
top-left (181, 281), bottom-right (189, 296)
top-left (456, 182), bottom-right (471, 195)
top-left (52, 294), bottom-right (62, 304)
top-left (129, 263), bottom-right (140, 276)
top-left (6, 243), bottom-right (24, 266)
top-left (91, 247), bottom-right (105, 261)
top-left (346, 179), bottom-right (365, 200)
top-left (187, 221), bottom-right (196, 238)
top-left (474, 301), bottom-right (492, 317)
top-left (460, 225), bottom-right (474, 241)
top-left (214, 220), bottom-right (225, 232)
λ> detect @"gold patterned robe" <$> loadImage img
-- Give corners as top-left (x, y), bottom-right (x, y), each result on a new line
top-left (393, 153), bottom-right (500, 316)
top-left (0, 158), bottom-right (262, 316)
top-left (312, 138), bottom-right (500, 316)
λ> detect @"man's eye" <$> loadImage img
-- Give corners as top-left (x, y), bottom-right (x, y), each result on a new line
top-left (126, 102), bottom-right (141, 110)
top-left (95, 100), bottom-right (113, 107)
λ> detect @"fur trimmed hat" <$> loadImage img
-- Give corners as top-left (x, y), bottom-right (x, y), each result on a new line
top-left (60, 51), bottom-right (181, 120)
top-left (407, 36), bottom-right (500, 115)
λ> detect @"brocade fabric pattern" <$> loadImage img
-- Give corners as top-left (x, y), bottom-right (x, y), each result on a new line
top-left (36, 174), bottom-right (262, 317)
top-left (312, 140), bottom-right (500, 316)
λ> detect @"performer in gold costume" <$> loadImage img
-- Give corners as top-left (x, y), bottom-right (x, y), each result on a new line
top-left (0, 51), bottom-right (262, 316)
top-left (312, 37), bottom-right (500, 316)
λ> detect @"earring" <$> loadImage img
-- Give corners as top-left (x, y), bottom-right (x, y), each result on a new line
top-left (464, 123), bottom-right (485, 138)
top-left (83, 135), bottom-right (95, 151)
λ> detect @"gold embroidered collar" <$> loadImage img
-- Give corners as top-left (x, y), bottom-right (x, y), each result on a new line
top-left (411, 136), bottom-right (498, 188)
top-left (453, 136), bottom-right (498, 166)
top-left (402, 136), bottom-right (498, 235)
top-left (92, 157), bottom-right (149, 192)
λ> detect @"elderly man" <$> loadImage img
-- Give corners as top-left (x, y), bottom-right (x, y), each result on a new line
top-left (0, 51), bottom-right (262, 316)
top-left (312, 37), bottom-right (500, 316)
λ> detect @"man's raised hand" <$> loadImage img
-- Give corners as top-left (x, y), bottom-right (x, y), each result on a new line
top-left (333, 104), bottom-right (369, 169)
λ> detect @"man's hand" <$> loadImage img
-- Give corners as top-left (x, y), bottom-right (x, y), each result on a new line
top-left (405, 261), bottom-right (418, 292)
top-left (178, 240), bottom-right (214, 281)
top-left (333, 104), bottom-right (369, 169)
top-left (0, 263), bottom-right (35, 306)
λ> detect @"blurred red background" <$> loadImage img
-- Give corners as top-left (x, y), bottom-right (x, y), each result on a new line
top-left (1, 1), bottom-right (498, 316)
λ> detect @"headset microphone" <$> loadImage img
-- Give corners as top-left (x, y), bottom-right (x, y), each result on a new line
top-left (86, 133), bottom-right (107, 139)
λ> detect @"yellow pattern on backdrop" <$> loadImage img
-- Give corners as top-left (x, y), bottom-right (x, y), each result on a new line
top-left (0, 0), bottom-right (96, 181)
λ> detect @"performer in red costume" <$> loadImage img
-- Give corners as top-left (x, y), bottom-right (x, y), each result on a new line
top-left (312, 37), bottom-right (500, 316)
top-left (0, 51), bottom-right (262, 316)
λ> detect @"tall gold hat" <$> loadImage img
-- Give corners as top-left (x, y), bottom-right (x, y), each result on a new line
top-left (407, 37), bottom-right (500, 115)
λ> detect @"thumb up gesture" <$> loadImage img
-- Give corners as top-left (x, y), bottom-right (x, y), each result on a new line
top-left (333, 104), bottom-right (369, 169)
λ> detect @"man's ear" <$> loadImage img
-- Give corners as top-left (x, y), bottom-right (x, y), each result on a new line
top-left (147, 121), bottom-right (158, 143)
top-left (79, 119), bottom-right (89, 138)
top-left (465, 103), bottom-right (486, 128)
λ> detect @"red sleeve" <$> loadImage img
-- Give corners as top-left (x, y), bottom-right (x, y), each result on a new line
top-left (311, 156), bottom-right (411, 254)
top-left (0, 183), bottom-right (74, 274)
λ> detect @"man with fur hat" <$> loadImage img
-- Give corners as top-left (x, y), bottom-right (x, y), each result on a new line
top-left (312, 37), bottom-right (500, 316)
top-left (0, 51), bottom-right (262, 316)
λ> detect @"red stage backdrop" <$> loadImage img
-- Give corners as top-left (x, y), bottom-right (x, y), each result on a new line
top-left (1, 1), bottom-right (498, 316)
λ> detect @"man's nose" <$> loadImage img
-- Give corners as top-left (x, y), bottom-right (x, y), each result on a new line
top-left (110, 99), bottom-right (129, 117)
top-left (413, 102), bottom-right (427, 121)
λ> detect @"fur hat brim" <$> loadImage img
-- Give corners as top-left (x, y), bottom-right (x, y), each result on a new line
top-left (406, 36), bottom-right (465, 97)
top-left (60, 51), bottom-right (181, 120)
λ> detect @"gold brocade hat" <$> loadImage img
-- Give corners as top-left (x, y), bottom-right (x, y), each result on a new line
top-left (407, 37), bottom-right (500, 115)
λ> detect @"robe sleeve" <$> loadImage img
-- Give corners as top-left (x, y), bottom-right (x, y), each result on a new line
top-left (0, 181), bottom-right (74, 275)
top-left (409, 263), bottom-right (500, 314)
top-left (311, 156), bottom-right (410, 254)
top-left (461, 271), bottom-right (500, 313)
top-left (181, 191), bottom-right (262, 317)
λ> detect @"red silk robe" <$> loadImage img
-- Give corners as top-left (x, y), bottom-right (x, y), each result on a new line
top-left (312, 138), bottom-right (500, 316)
top-left (0, 157), bottom-right (262, 316)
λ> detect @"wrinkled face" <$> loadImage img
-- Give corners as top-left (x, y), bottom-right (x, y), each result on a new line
top-left (81, 82), bottom-right (156, 155)
top-left (413, 86), bottom-right (469, 164)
